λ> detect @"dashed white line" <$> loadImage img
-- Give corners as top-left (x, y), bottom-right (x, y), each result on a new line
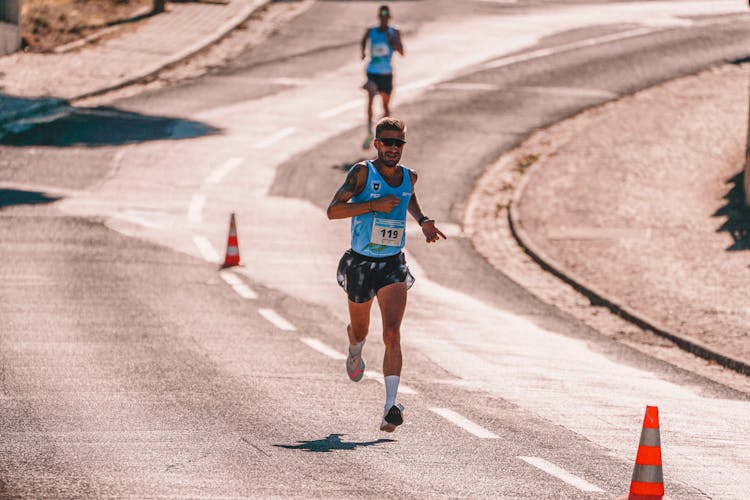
top-left (187, 194), bottom-right (205, 224)
top-left (430, 408), bottom-right (499, 438)
top-left (219, 270), bottom-right (257, 300)
top-left (258, 308), bottom-right (297, 331)
top-left (518, 456), bottom-right (605, 493)
top-left (192, 235), bottom-right (220, 263)
top-left (255, 127), bottom-right (296, 149)
top-left (300, 337), bottom-right (346, 360)
top-left (204, 157), bottom-right (243, 186)
top-left (317, 100), bottom-right (361, 119)
top-left (365, 371), bottom-right (417, 395)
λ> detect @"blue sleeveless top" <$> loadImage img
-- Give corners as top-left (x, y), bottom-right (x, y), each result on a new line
top-left (366, 27), bottom-right (396, 75)
top-left (351, 161), bottom-right (413, 257)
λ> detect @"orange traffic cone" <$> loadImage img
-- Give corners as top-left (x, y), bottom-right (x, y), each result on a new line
top-left (617, 406), bottom-right (664, 500)
top-left (221, 212), bottom-right (241, 268)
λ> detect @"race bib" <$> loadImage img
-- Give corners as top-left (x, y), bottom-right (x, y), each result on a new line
top-left (370, 217), bottom-right (405, 247)
top-left (372, 42), bottom-right (390, 57)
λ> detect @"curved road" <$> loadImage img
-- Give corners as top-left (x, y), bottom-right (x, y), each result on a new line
top-left (1, 1), bottom-right (750, 497)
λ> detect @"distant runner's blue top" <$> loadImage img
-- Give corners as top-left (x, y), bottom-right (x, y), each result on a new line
top-left (366, 27), bottom-right (396, 75)
top-left (351, 161), bottom-right (412, 257)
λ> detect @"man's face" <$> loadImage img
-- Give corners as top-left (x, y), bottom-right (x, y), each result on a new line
top-left (375, 129), bottom-right (406, 167)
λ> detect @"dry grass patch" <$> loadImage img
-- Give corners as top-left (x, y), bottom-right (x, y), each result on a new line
top-left (22, 0), bottom-right (153, 52)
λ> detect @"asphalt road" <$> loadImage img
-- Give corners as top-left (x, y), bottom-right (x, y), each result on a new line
top-left (1, 1), bottom-right (750, 497)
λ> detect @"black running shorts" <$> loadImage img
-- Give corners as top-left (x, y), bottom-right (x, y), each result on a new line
top-left (366, 73), bottom-right (393, 95)
top-left (337, 249), bottom-right (414, 303)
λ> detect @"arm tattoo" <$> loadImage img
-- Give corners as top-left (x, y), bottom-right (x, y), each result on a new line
top-left (334, 164), bottom-right (365, 202)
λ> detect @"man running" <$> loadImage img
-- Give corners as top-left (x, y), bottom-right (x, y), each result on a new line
top-left (327, 117), bottom-right (446, 432)
top-left (361, 4), bottom-right (404, 149)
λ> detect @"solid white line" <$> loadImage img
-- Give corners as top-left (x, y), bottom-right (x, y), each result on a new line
top-left (482, 27), bottom-right (653, 70)
top-left (204, 157), bottom-right (243, 186)
top-left (437, 82), bottom-right (498, 92)
top-left (258, 308), bottom-right (297, 331)
top-left (187, 194), bottom-right (205, 224)
top-left (365, 371), bottom-right (417, 395)
top-left (518, 456), bottom-right (605, 493)
top-left (300, 337), bottom-right (346, 360)
top-left (219, 270), bottom-right (257, 300)
top-left (430, 408), bottom-right (499, 439)
top-left (255, 127), bottom-right (296, 149)
top-left (317, 100), bottom-right (361, 119)
top-left (192, 235), bottom-right (220, 263)
top-left (516, 85), bottom-right (617, 99)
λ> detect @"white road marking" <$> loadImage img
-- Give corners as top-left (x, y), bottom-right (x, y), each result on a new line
top-left (482, 27), bottom-right (654, 70)
top-left (270, 77), bottom-right (309, 86)
top-left (258, 308), bottom-right (297, 331)
top-left (219, 270), bottom-right (257, 300)
top-left (192, 235), bottom-right (220, 263)
top-left (516, 85), bottom-right (618, 100)
top-left (204, 157), bottom-right (243, 186)
top-left (365, 371), bottom-right (417, 395)
top-left (398, 77), bottom-right (441, 93)
top-left (317, 100), bottom-right (362, 119)
top-left (255, 127), bottom-right (296, 149)
top-left (436, 82), bottom-right (499, 92)
top-left (300, 337), bottom-right (346, 360)
top-left (518, 456), bottom-right (605, 493)
top-left (430, 408), bottom-right (499, 439)
top-left (187, 194), bottom-right (205, 224)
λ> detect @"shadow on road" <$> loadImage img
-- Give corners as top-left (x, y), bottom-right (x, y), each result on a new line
top-left (714, 171), bottom-right (750, 251)
top-left (274, 433), bottom-right (395, 453)
top-left (1, 106), bottom-right (220, 147)
top-left (0, 189), bottom-right (62, 209)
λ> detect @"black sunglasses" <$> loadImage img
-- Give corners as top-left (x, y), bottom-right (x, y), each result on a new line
top-left (377, 137), bottom-right (406, 147)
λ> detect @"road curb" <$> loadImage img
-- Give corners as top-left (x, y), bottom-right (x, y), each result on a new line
top-left (507, 155), bottom-right (750, 377)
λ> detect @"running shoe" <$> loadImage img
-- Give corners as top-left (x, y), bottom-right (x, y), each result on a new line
top-left (361, 133), bottom-right (373, 150)
top-left (379, 403), bottom-right (404, 432)
top-left (346, 352), bottom-right (365, 382)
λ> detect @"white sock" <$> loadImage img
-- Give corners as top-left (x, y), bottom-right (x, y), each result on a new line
top-left (367, 121), bottom-right (373, 135)
top-left (349, 339), bottom-right (364, 357)
top-left (384, 375), bottom-right (400, 409)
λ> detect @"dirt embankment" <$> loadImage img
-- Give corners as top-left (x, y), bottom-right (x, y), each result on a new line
top-left (21, 0), bottom-right (154, 52)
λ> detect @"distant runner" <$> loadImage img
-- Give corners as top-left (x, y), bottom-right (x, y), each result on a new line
top-left (360, 4), bottom-right (404, 149)
top-left (326, 117), bottom-right (446, 432)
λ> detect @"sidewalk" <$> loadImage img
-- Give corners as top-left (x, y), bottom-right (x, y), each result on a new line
top-left (0, 0), bottom-right (267, 129)
top-left (505, 63), bottom-right (750, 376)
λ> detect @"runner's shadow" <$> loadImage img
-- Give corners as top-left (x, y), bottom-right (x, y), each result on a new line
top-left (713, 171), bottom-right (750, 251)
top-left (274, 433), bottom-right (395, 453)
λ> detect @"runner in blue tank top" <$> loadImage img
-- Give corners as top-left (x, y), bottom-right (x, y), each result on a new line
top-left (327, 118), bottom-right (446, 432)
top-left (360, 4), bottom-right (404, 149)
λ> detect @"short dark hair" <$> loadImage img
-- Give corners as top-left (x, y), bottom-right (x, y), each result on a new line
top-left (375, 117), bottom-right (405, 138)
top-left (378, 5), bottom-right (390, 18)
